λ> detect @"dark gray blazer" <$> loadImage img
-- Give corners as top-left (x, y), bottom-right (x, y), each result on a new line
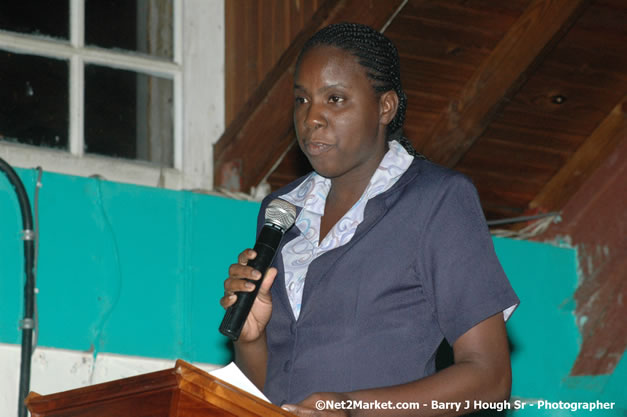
top-left (257, 158), bottom-right (519, 405)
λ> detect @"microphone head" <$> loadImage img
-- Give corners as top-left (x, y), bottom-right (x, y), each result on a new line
top-left (265, 199), bottom-right (297, 231)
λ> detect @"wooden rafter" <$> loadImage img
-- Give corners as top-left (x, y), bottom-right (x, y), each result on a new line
top-left (214, 0), bottom-right (406, 192)
top-left (530, 96), bottom-right (627, 212)
top-left (419, 0), bottom-right (590, 167)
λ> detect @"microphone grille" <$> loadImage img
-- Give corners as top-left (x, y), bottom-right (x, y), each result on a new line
top-left (265, 199), bottom-right (297, 231)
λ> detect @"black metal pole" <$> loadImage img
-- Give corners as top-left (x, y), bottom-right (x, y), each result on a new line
top-left (0, 158), bottom-right (35, 417)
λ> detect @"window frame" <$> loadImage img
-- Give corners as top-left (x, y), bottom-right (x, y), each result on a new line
top-left (0, 0), bottom-right (224, 190)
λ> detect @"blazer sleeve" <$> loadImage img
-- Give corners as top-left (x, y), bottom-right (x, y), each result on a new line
top-left (419, 173), bottom-right (519, 345)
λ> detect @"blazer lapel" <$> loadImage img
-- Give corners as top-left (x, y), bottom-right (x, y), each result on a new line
top-left (296, 160), bottom-right (423, 322)
top-left (297, 197), bottom-right (388, 321)
top-left (272, 216), bottom-right (302, 322)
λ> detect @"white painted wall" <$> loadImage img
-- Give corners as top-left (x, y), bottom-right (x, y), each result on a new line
top-left (180, 0), bottom-right (225, 190)
top-left (0, 343), bottom-right (222, 417)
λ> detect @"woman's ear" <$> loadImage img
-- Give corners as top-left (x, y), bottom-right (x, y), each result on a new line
top-left (379, 90), bottom-right (399, 127)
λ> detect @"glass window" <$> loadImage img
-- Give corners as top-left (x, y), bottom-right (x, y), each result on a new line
top-left (84, 65), bottom-right (173, 166)
top-left (0, 0), bottom-right (222, 191)
top-left (0, 1), bottom-right (69, 40)
top-left (0, 51), bottom-right (69, 150)
top-left (85, 0), bottom-right (173, 60)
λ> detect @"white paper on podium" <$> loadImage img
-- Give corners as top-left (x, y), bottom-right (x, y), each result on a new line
top-left (209, 362), bottom-right (270, 402)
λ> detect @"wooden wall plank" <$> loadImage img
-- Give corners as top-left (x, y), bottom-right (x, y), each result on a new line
top-left (482, 123), bottom-right (584, 154)
top-left (419, 0), bottom-right (590, 167)
top-left (224, 0), bottom-right (239, 127)
top-left (224, 0), bottom-right (322, 125)
top-left (530, 96), bottom-right (627, 212)
top-left (458, 138), bottom-right (565, 179)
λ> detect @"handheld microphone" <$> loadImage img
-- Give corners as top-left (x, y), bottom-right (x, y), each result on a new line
top-left (219, 198), bottom-right (297, 341)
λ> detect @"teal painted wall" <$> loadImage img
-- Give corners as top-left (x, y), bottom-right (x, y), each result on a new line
top-left (1, 168), bottom-right (624, 414)
top-left (494, 239), bottom-right (624, 416)
top-left (1, 168), bottom-right (259, 364)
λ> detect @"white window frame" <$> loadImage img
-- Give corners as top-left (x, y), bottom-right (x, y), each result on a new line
top-left (0, 0), bottom-right (224, 191)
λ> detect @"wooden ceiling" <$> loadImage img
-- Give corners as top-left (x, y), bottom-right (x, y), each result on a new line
top-left (217, 0), bottom-right (627, 225)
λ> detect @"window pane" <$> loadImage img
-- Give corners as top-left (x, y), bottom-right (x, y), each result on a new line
top-left (0, 1), bottom-right (69, 40)
top-left (0, 50), bottom-right (69, 150)
top-left (85, 0), bottom-right (173, 60)
top-left (84, 65), bottom-right (173, 166)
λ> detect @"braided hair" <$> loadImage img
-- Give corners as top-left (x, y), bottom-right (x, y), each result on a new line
top-left (296, 22), bottom-right (425, 159)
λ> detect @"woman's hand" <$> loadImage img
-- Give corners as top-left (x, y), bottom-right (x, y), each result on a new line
top-left (220, 249), bottom-right (277, 343)
top-left (282, 392), bottom-right (352, 417)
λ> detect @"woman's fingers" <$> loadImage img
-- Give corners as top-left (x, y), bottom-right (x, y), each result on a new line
top-left (219, 292), bottom-right (237, 308)
top-left (220, 267), bottom-right (277, 309)
top-left (228, 263), bottom-right (262, 280)
top-left (228, 249), bottom-right (260, 282)
top-left (238, 249), bottom-right (256, 264)
top-left (221, 249), bottom-right (278, 312)
top-left (258, 267), bottom-right (278, 294)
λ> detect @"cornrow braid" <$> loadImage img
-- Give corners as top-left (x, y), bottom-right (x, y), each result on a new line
top-left (296, 22), bottom-right (426, 160)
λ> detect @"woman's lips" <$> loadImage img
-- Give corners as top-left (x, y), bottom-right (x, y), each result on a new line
top-left (304, 141), bottom-right (333, 156)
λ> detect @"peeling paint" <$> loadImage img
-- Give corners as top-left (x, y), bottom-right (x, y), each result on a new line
top-left (546, 234), bottom-right (573, 249)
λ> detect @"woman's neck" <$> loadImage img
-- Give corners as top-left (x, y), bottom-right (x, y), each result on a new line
top-left (318, 145), bottom-right (386, 242)
top-left (328, 138), bottom-right (388, 204)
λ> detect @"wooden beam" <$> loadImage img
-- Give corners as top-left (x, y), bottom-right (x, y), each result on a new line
top-left (214, 0), bottom-right (406, 192)
top-left (530, 96), bottom-right (627, 212)
top-left (419, 0), bottom-right (590, 167)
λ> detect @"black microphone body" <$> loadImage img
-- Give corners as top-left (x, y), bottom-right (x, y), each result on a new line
top-left (219, 199), bottom-right (296, 341)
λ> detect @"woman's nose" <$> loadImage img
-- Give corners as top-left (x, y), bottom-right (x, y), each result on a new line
top-left (304, 102), bottom-right (326, 129)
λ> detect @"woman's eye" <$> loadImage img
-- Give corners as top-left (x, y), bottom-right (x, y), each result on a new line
top-left (295, 96), bottom-right (308, 104)
top-left (329, 95), bottom-right (344, 103)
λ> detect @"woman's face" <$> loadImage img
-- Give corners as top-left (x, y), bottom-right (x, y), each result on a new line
top-left (293, 45), bottom-right (395, 182)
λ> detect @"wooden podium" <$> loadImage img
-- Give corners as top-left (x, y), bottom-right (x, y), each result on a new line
top-left (25, 360), bottom-right (293, 416)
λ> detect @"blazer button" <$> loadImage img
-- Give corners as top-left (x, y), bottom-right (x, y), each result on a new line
top-left (283, 360), bottom-right (292, 372)
top-left (290, 322), bottom-right (297, 334)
